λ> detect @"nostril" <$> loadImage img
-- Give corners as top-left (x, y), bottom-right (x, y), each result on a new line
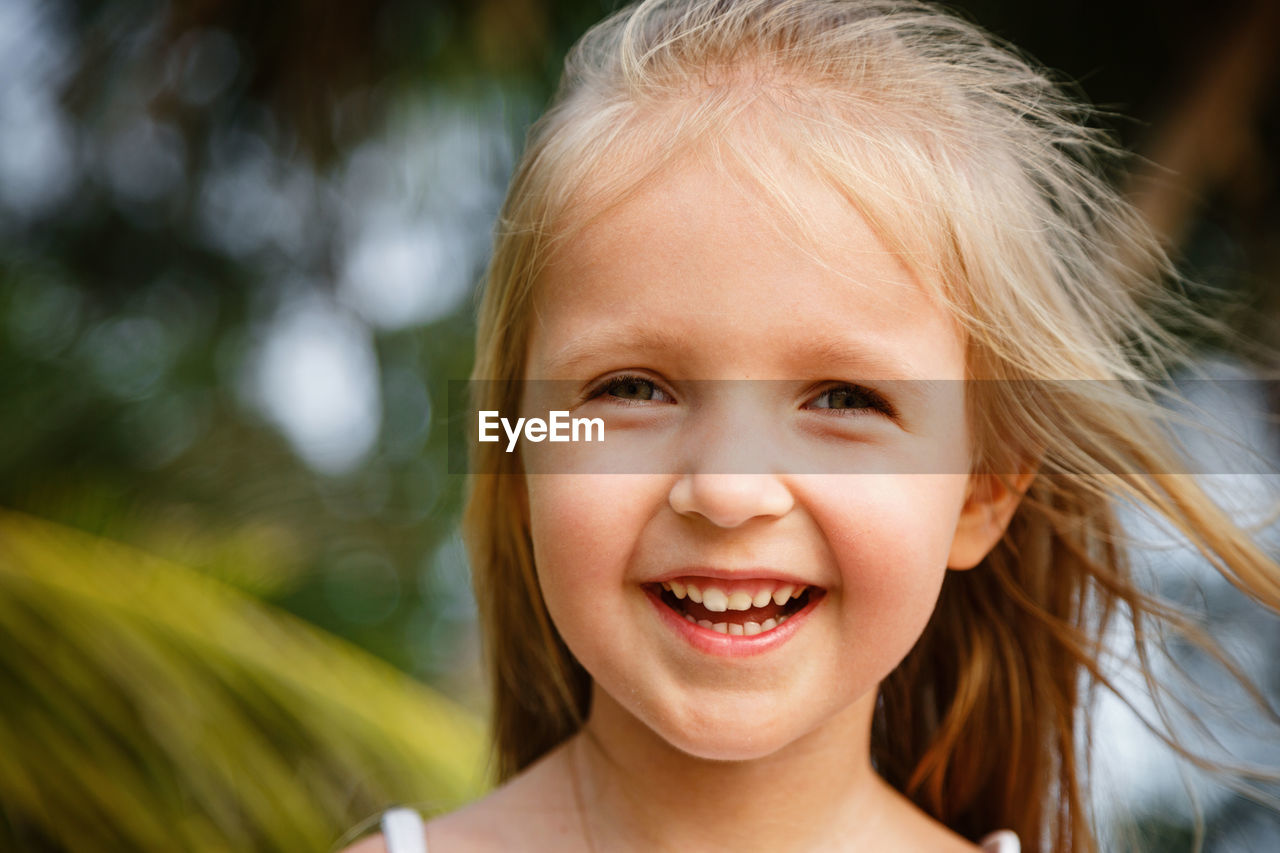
top-left (668, 473), bottom-right (794, 527)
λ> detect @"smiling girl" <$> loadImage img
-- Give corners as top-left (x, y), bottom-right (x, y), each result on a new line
top-left (345, 1), bottom-right (1280, 851)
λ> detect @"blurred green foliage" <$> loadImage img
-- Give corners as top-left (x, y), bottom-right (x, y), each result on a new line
top-left (0, 510), bottom-right (486, 851)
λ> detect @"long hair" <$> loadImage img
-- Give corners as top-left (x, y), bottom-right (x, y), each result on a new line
top-left (463, 2), bottom-right (1280, 850)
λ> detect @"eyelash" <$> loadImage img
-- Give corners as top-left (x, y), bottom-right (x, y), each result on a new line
top-left (584, 373), bottom-right (674, 405)
top-left (583, 374), bottom-right (895, 418)
top-left (807, 383), bottom-right (898, 419)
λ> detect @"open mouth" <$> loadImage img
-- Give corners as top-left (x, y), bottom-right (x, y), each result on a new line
top-left (646, 578), bottom-right (824, 636)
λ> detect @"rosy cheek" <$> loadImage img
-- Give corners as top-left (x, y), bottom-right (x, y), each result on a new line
top-left (529, 481), bottom-right (599, 566)
top-left (527, 475), bottom-right (664, 581)
top-left (803, 478), bottom-right (958, 607)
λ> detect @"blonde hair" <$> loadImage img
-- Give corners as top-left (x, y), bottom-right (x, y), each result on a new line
top-left (463, 2), bottom-right (1280, 850)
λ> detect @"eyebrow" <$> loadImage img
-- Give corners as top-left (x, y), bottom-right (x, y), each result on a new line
top-left (537, 322), bottom-right (687, 375)
top-left (792, 335), bottom-right (927, 381)
top-left (539, 322), bottom-right (927, 381)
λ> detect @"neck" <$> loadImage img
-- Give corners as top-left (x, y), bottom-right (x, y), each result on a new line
top-left (567, 686), bottom-right (898, 851)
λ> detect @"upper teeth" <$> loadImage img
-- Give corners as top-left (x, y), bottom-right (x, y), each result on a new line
top-left (661, 581), bottom-right (809, 613)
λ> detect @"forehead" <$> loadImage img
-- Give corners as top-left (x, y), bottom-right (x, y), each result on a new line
top-left (527, 147), bottom-right (964, 381)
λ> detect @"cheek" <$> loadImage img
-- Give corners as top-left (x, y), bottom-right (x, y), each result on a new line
top-left (805, 474), bottom-right (969, 655)
top-left (525, 474), bottom-right (666, 627)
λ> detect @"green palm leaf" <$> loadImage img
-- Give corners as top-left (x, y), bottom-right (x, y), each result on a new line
top-left (0, 509), bottom-right (487, 852)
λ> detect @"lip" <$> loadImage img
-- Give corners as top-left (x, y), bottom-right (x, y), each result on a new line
top-left (648, 566), bottom-right (820, 587)
top-left (643, 584), bottom-right (824, 658)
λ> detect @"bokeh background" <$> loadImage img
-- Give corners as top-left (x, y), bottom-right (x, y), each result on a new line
top-left (1, 0), bottom-right (1278, 850)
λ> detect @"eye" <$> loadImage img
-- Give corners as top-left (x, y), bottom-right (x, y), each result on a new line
top-left (807, 383), bottom-right (896, 418)
top-left (586, 373), bottom-right (674, 404)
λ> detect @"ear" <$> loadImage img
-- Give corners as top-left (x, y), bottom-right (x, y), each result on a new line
top-left (947, 472), bottom-right (1035, 570)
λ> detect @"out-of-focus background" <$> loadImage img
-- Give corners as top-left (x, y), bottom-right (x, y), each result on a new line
top-left (0, 0), bottom-right (1277, 850)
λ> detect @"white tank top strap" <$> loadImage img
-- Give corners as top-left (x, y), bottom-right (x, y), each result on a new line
top-left (380, 807), bottom-right (427, 853)
top-left (980, 829), bottom-right (1021, 852)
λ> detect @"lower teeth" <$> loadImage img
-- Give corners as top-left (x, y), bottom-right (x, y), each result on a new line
top-left (685, 614), bottom-right (788, 635)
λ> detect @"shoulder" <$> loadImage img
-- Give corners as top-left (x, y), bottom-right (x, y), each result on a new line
top-left (338, 807), bottom-right (428, 853)
top-left (338, 760), bottom-right (571, 853)
top-left (979, 830), bottom-right (1022, 853)
top-left (337, 807), bottom-right (509, 853)
top-left (868, 781), bottom-right (1006, 852)
top-left (420, 761), bottom-right (577, 850)
top-left (423, 745), bottom-right (583, 851)
top-left (339, 807), bottom-right (457, 853)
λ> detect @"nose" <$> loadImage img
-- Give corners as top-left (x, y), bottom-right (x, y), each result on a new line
top-left (668, 473), bottom-right (795, 528)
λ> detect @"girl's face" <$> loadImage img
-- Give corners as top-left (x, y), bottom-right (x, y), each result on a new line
top-left (519, 150), bottom-right (1000, 762)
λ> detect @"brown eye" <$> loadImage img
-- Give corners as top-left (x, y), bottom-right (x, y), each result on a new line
top-left (587, 374), bottom-right (674, 404)
top-left (607, 377), bottom-right (658, 400)
top-left (809, 384), bottom-right (894, 416)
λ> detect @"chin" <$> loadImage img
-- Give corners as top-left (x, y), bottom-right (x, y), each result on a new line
top-left (664, 728), bottom-right (796, 764)
top-left (675, 739), bottom-right (786, 763)
top-left (647, 703), bottom-right (799, 763)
